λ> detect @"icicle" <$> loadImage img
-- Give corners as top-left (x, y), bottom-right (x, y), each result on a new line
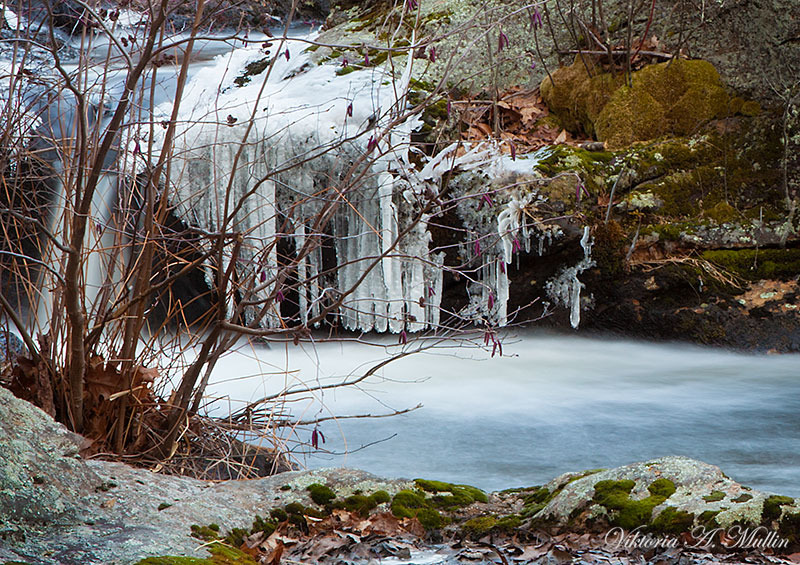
top-left (496, 258), bottom-right (509, 326)
top-left (545, 226), bottom-right (594, 330)
top-left (296, 224), bottom-right (308, 324)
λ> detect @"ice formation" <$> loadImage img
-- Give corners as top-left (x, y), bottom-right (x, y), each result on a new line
top-left (545, 226), bottom-right (594, 329)
top-left (130, 32), bottom-right (478, 332)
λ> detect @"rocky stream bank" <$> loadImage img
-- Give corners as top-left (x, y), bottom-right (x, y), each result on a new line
top-left (3, 386), bottom-right (800, 564)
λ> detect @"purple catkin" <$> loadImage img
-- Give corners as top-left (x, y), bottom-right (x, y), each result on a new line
top-left (532, 7), bottom-right (543, 29)
top-left (498, 31), bottom-right (509, 51)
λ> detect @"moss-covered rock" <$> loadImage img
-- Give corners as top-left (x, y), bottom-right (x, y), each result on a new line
top-left (590, 478), bottom-right (677, 529)
top-left (542, 58), bottom-right (733, 150)
top-left (702, 249), bottom-right (800, 281)
top-left (137, 543), bottom-right (258, 564)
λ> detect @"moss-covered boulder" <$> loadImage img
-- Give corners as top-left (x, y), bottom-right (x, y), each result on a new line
top-left (542, 58), bottom-right (731, 149)
top-left (526, 455), bottom-right (800, 536)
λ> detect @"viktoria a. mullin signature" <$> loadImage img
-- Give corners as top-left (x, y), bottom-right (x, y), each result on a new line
top-left (605, 525), bottom-right (790, 551)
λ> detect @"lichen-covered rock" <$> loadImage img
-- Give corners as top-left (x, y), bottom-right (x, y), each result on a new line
top-left (532, 456), bottom-right (781, 533)
top-left (0, 386), bottom-right (100, 527)
top-left (0, 386), bottom-right (411, 564)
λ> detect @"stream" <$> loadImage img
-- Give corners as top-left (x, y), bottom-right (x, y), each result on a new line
top-left (4, 2), bottom-right (799, 499)
top-left (205, 331), bottom-right (800, 496)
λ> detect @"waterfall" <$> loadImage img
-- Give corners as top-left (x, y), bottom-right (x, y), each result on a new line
top-left (134, 34), bottom-right (457, 332)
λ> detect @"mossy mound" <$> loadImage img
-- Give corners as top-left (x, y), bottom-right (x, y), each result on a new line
top-left (595, 86), bottom-right (667, 149)
top-left (414, 478), bottom-right (489, 506)
top-left (541, 58), bottom-right (734, 149)
top-left (137, 543), bottom-right (257, 564)
top-left (306, 483), bottom-right (336, 505)
top-left (539, 57), bottom-right (624, 136)
top-left (702, 249), bottom-right (800, 281)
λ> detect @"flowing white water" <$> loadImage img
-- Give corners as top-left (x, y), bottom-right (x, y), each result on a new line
top-left (205, 332), bottom-right (800, 496)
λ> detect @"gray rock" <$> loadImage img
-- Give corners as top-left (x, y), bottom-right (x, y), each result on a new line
top-left (320, 0), bottom-right (800, 105)
top-left (0, 386), bottom-right (411, 564)
top-left (534, 456), bottom-right (796, 531)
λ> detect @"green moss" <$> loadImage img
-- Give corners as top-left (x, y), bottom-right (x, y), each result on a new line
top-left (423, 9), bottom-right (452, 24)
top-left (416, 507), bottom-right (444, 530)
top-left (592, 479), bottom-right (636, 507)
top-left (519, 485), bottom-right (566, 518)
top-left (522, 486), bottom-right (553, 505)
top-left (462, 516), bottom-right (497, 537)
top-left (763, 495), bottom-right (795, 522)
top-left (333, 494), bottom-right (379, 516)
top-left (647, 222), bottom-right (695, 242)
top-left (779, 511), bottom-right (800, 543)
top-left (409, 78), bottom-right (435, 92)
top-left (158, 502), bottom-right (172, 511)
top-left (733, 494), bottom-right (753, 503)
top-left (706, 202), bottom-right (738, 224)
top-left (250, 515), bottom-right (277, 537)
top-left (279, 485), bottom-right (291, 491)
top-left (270, 508), bottom-right (288, 522)
top-left (651, 507), bottom-right (695, 534)
top-left (371, 490), bottom-right (391, 504)
top-left (740, 100), bottom-right (761, 116)
top-left (208, 544), bottom-right (258, 564)
top-left (190, 524), bottom-right (220, 542)
top-left (702, 490), bottom-right (726, 503)
top-left (592, 479), bottom-right (677, 530)
top-left (596, 86), bottom-right (666, 149)
top-left (336, 65), bottom-right (356, 76)
top-left (284, 502), bottom-right (305, 515)
top-left (542, 58), bottom-right (737, 150)
top-left (391, 489), bottom-right (427, 518)
top-left (698, 510), bottom-right (721, 528)
top-left (137, 543), bottom-right (258, 564)
top-left (495, 515), bottom-right (523, 531)
top-left (648, 479), bottom-right (677, 498)
top-left (702, 249), bottom-right (800, 281)
top-left (223, 527), bottom-right (249, 548)
top-left (306, 483), bottom-right (336, 505)
top-left (414, 479), bottom-right (488, 504)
